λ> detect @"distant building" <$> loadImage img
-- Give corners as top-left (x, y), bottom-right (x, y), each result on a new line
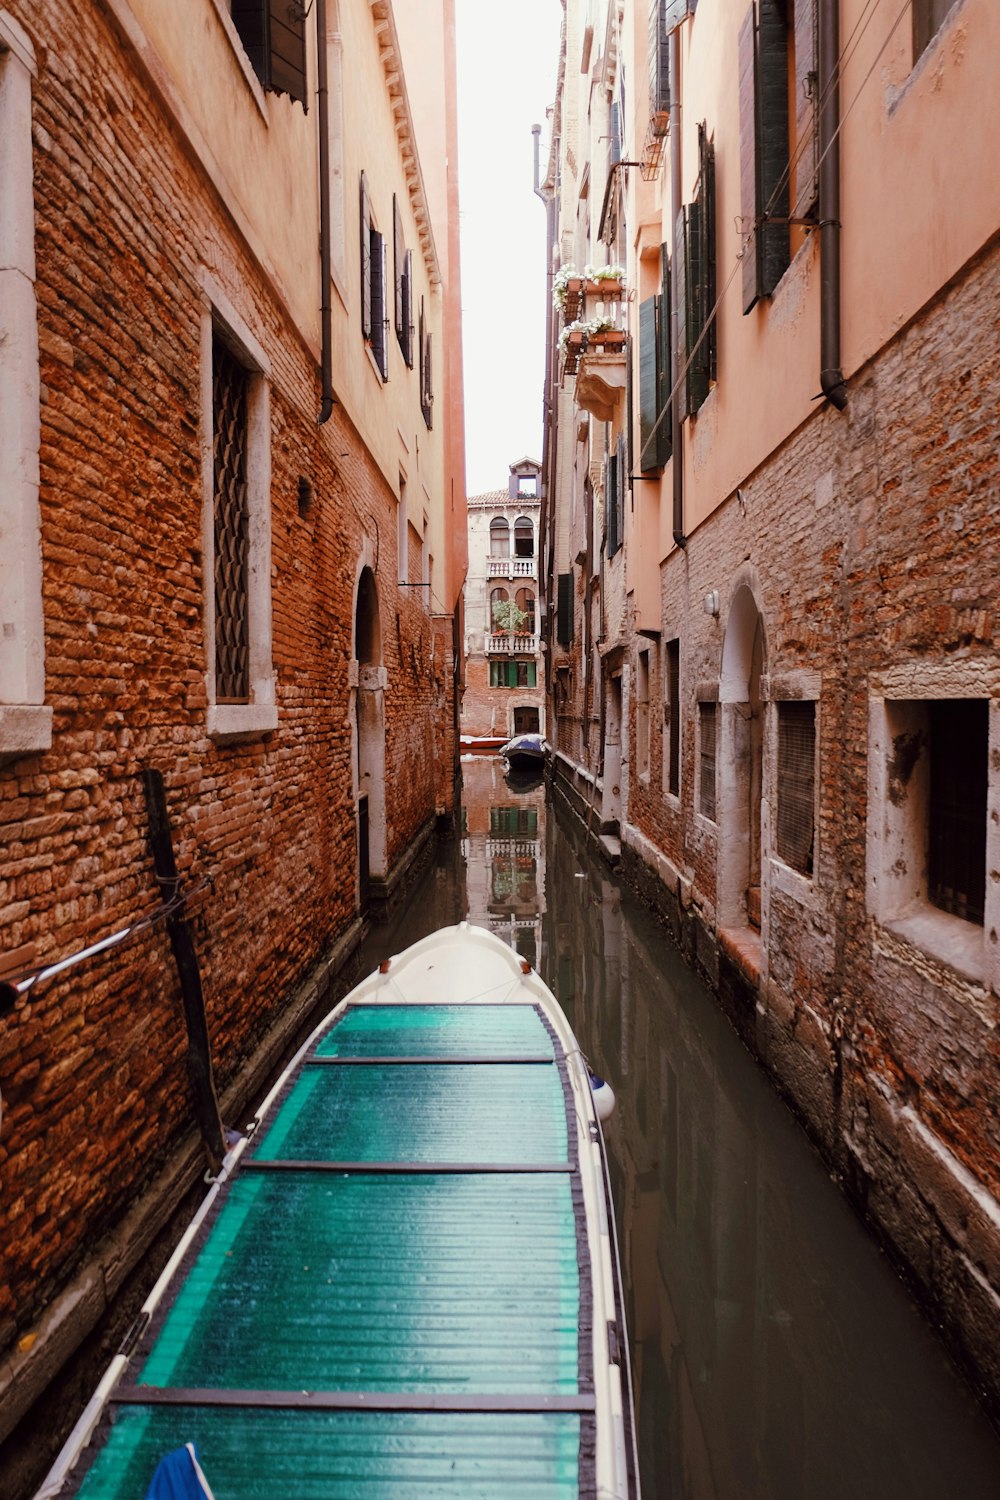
top-left (461, 459), bottom-right (545, 746)
top-left (539, 0), bottom-right (1000, 1420)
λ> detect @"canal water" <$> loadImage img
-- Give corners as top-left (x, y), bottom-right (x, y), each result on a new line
top-left (356, 754), bottom-right (1000, 1499)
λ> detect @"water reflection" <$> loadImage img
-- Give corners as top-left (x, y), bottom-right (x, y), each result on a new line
top-left (357, 759), bottom-right (1000, 1498)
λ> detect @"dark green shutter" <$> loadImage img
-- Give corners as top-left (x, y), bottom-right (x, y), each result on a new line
top-left (393, 196), bottom-right (404, 340)
top-left (557, 573), bottom-right (573, 645)
top-left (639, 297), bottom-right (659, 471)
top-left (674, 206), bottom-right (688, 422)
top-left (758, 0), bottom-right (791, 294)
top-left (698, 123), bottom-right (716, 386)
top-left (606, 453), bottom-right (619, 556)
top-left (371, 230), bottom-right (387, 380)
top-left (360, 173), bottom-right (372, 341)
top-left (793, 0), bottom-right (818, 220)
top-left (402, 250), bottom-right (414, 368)
top-left (657, 244), bottom-right (673, 459)
top-left (231, 1), bottom-right (306, 108)
top-left (685, 201), bottom-right (709, 413)
top-left (266, 0), bottom-right (307, 106)
top-left (739, 6), bottom-right (759, 313)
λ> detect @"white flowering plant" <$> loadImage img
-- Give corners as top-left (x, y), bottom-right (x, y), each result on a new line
top-left (558, 315), bottom-right (622, 354)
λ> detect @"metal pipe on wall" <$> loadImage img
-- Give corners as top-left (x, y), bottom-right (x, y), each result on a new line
top-left (669, 30), bottom-right (687, 546)
top-left (818, 0), bottom-right (847, 410)
top-left (316, 0), bottom-right (335, 424)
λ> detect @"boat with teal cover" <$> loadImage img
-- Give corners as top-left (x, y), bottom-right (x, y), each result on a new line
top-left (38, 923), bottom-right (639, 1499)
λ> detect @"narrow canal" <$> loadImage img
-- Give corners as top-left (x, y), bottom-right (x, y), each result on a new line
top-left (357, 754), bottom-right (1000, 1499)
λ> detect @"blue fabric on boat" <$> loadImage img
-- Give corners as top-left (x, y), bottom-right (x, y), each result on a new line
top-left (144, 1444), bottom-right (215, 1500)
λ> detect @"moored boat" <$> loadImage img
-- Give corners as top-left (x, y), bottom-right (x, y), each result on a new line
top-left (499, 732), bottom-right (548, 770)
top-left (38, 922), bottom-right (639, 1500)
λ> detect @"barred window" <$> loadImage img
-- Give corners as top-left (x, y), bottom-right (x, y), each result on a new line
top-left (776, 700), bottom-right (816, 876)
top-left (664, 639), bottom-right (680, 797)
top-left (212, 337), bottom-right (251, 702)
top-left (637, 649), bottom-right (651, 779)
top-left (928, 699), bottom-right (987, 924)
top-left (699, 700), bottom-right (717, 821)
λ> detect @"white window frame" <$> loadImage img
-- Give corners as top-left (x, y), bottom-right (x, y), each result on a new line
top-left (200, 273), bottom-right (277, 742)
top-left (0, 14), bottom-right (52, 764)
top-left (867, 666), bottom-right (1000, 992)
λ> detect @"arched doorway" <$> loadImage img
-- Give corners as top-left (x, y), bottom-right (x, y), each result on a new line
top-left (354, 566), bottom-right (385, 912)
top-left (718, 583), bottom-right (766, 934)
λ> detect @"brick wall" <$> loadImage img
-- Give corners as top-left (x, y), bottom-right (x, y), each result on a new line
top-left (612, 230), bottom-right (1000, 1413)
top-left (0, 0), bottom-right (456, 1420)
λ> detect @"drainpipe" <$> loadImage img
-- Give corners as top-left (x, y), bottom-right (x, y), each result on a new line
top-left (534, 123), bottom-right (559, 700)
top-left (669, 30), bottom-right (687, 546)
top-left (818, 0), bottom-right (847, 410)
top-left (316, 0), bottom-right (335, 424)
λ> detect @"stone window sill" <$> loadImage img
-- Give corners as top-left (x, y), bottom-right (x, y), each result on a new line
top-left (883, 906), bottom-right (985, 987)
top-left (0, 705), bottom-right (53, 765)
top-left (207, 704), bottom-right (278, 743)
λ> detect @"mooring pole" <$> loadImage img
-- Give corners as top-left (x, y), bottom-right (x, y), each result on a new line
top-left (142, 768), bottom-right (225, 1174)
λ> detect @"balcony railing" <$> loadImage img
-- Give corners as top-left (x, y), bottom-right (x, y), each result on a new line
top-left (488, 556), bottom-right (536, 578)
top-left (487, 632), bottom-right (538, 655)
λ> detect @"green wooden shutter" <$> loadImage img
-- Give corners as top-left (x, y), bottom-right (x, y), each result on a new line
top-left (739, 5), bottom-right (760, 314)
top-left (371, 230), bottom-right (388, 380)
top-left (758, 0), bottom-right (790, 294)
top-left (685, 200), bottom-right (710, 413)
top-left (231, 1), bottom-right (306, 108)
top-left (402, 250), bottom-right (414, 368)
top-left (699, 122), bottom-right (717, 385)
top-left (639, 297), bottom-right (659, 471)
top-left (793, 0), bottom-right (818, 220)
top-left (266, 0), bottom-right (307, 107)
top-left (674, 206), bottom-right (688, 422)
top-left (607, 451), bottom-right (621, 557)
top-left (557, 573), bottom-right (573, 645)
top-left (393, 196), bottom-right (404, 340)
top-left (360, 172), bottom-right (372, 341)
top-left (657, 243), bottom-right (673, 461)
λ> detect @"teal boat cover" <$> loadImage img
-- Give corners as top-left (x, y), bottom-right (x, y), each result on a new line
top-left (67, 1005), bottom-right (595, 1498)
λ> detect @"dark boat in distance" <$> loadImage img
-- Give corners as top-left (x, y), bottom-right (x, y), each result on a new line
top-left (499, 732), bottom-right (548, 770)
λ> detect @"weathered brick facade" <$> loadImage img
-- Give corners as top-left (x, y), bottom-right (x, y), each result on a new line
top-left (541, 0), bottom-right (1000, 1420)
top-left (0, 0), bottom-right (464, 1467)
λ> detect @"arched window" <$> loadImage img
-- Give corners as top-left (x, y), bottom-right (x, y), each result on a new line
top-left (355, 567), bottom-right (382, 663)
top-left (516, 588), bottom-right (535, 634)
top-left (490, 517), bottom-right (510, 557)
top-left (514, 516), bottom-right (534, 557)
top-left (490, 586), bottom-right (509, 631)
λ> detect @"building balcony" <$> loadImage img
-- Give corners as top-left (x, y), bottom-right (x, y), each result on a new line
top-left (487, 631), bottom-right (538, 655)
top-left (558, 273), bottom-right (624, 323)
top-left (488, 556), bottom-right (536, 579)
top-left (570, 338), bottom-right (628, 422)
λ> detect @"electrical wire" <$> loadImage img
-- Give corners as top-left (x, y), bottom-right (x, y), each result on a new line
top-left (0, 878), bottom-right (214, 999)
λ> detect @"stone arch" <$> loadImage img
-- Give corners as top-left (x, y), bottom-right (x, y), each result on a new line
top-left (717, 579), bottom-right (767, 935)
top-left (353, 564), bottom-right (385, 909)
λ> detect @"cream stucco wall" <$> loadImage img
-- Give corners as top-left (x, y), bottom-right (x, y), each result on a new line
top-left (122, 0), bottom-right (446, 511)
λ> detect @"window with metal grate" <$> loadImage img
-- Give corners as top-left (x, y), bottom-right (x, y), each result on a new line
top-left (776, 699), bottom-right (816, 876)
top-left (699, 700), bottom-right (717, 821)
top-left (212, 337), bottom-right (251, 703)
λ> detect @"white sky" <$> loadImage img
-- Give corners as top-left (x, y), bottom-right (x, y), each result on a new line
top-left (454, 0), bottom-right (563, 497)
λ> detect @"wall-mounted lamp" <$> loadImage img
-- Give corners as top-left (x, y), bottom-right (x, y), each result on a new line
top-left (703, 590), bottom-right (721, 617)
